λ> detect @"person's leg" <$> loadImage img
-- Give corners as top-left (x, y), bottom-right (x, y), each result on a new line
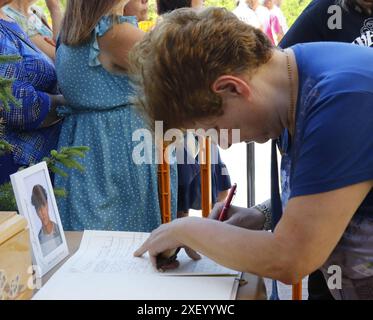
top-left (308, 269), bottom-right (335, 300)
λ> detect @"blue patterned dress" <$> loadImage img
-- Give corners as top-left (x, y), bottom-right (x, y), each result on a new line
top-left (55, 16), bottom-right (177, 231)
top-left (0, 19), bottom-right (60, 184)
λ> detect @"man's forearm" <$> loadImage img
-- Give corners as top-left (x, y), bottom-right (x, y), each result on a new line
top-left (174, 217), bottom-right (299, 284)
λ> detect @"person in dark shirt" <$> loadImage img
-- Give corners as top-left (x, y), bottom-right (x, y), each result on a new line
top-left (280, 0), bottom-right (373, 48)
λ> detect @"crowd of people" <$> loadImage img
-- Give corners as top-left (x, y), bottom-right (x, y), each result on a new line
top-left (1, 0), bottom-right (373, 300)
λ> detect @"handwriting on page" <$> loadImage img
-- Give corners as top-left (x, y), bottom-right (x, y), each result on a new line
top-left (68, 232), bottom-right (155, 274)
top-left (67, 231), bottom-right (238, 276)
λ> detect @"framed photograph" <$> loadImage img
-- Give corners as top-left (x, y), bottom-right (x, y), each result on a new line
top-left (10, 162), bottom-right (69, 277)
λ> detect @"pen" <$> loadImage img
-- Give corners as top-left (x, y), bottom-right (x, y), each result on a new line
top-left (218, 183), bottom-right (237, 221)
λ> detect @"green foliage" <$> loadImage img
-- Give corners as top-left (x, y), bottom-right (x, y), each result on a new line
top-left (53, 188), bottom-right (67, 198)
top-left (204, 0), bottom-right (236, 11)
top-left (0, 55), bottom-right (21, 112)
top-left (0, 139), bottom-right (13, 157)
top-left (147, 0), bottom-right (158, 22)
top-left (0, 182), bottom-right (17, 211)
top-left (0, 146), bottom-right (90, 210)
top-left (281, 0), bottom-right (312, 27)
top-left (34, 0), bottom-right (310, 27)
top-left (0, 55), bottom-right (21, 157)
top-left (0, 78), bottom-right (21, 112)
top-left (44, 146), bottom-right (90, 179)
top-left (0, 55), bottom-right (21, 64)
top-left (148, 0), bottom-right (236, 20)
top-left (148, 0), bottom-right (310, 26)
top-left (35, 0), bottom-right (67, 10)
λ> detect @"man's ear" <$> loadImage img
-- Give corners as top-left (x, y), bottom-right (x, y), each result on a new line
top-left (212, 75), bottom-right (250, 98)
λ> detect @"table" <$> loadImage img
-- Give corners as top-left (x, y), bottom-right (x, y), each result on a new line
top-left (40, 232), bottom-right (267, 300)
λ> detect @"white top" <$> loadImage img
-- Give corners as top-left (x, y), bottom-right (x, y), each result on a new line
top-left (271, 5), bottom-right (288, 33)
top-left (254, 5), bottom-right (271, 29)
top-left (232, 2), bottom-right (261, 29)
top-left (38, 222), bottom-right (62, 257)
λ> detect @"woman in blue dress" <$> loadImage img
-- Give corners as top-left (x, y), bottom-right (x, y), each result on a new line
top-left (0, 0), bottom-right (64, 185)
top-left (55, 0), bottom-right (177, 232)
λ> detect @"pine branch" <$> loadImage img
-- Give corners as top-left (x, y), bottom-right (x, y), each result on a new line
top-left (0, 78), bottom-right (21, 112)
top-left (0, 182), bottom-right (17, 211)
top-left (0, 55), bottom-right (22, 112)
top-left (0, 140), bottom-right (13, 156)
top-left (0, 55), bottom-right (21, 64)
top-left (0, 146), bottom-right (90, 209)
top-left (43, 146), bottom-right (90, 197)
top-left (44, 146), bottom-right (90, 176)
top-left (0, 54), bottom-right (22, 157)
top-left (0, 117), bottom-right (13, 156)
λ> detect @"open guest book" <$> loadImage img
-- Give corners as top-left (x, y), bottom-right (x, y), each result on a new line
top-left (33, 230), bottom-right (241, 300)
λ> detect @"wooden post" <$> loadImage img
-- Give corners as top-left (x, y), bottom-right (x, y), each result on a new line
top-left (158, 146), bottom-right (171, 224)
top-left (292, 282), bottom-right (302, 300)
top-left (200, 137), bottom-right (212, 218)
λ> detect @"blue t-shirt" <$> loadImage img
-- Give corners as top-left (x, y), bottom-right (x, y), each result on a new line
top-left (280, 42), bottom-right (373, 299)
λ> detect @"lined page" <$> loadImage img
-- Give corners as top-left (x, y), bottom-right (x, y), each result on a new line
top-left (66, 230), bottom-right (238, 276)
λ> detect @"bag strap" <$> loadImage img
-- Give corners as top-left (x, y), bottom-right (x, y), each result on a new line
top-left (271, 139), bottom-right (283, 230)
top-left (269, 139), bottom-right (283, 300)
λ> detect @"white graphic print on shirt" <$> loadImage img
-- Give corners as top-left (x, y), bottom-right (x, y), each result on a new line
top-left (353, 18), bottom-right (373, 46)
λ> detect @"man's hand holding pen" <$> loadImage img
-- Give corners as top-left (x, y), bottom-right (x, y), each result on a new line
top-left (135, 183), bottom-right (266, 271)
top-left (208, 182), bottom-right (265, 230)
top-left (208, 203), bottom-right (266, 230)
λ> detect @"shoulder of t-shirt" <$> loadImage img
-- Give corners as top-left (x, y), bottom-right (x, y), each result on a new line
top-left (316, 88), bottom-right (373, 109)
top-left (301, 89), bottom-right (373, 138)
